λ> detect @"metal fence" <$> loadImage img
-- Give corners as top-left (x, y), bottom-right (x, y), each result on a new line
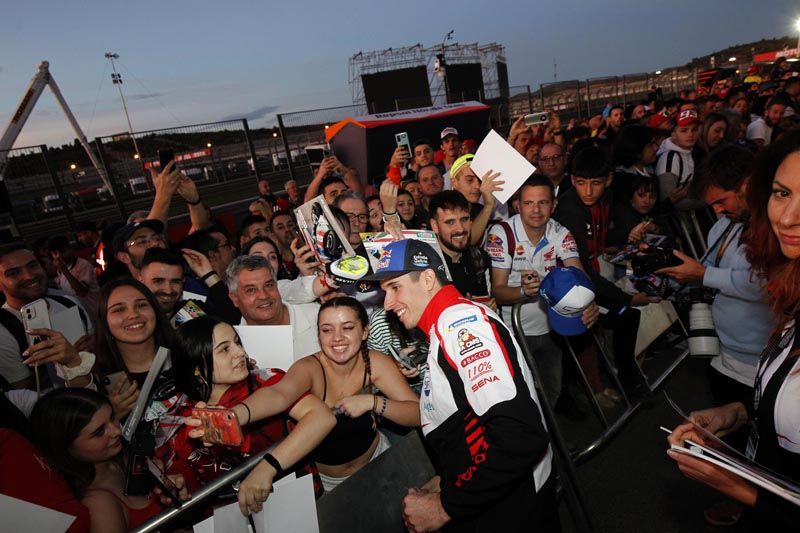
top-left (1, 119), bottom-right (323, 243)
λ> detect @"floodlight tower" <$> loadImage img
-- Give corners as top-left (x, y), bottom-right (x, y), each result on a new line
top-left (105, 52), bottom-right (141, 159)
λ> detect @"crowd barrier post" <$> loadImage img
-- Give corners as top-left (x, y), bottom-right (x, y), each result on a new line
top-left (241, 119), bottom-right (262, 183)
top-left (539, 83), bottom-right (546, 113)
top-left (511, 304), bottom-right (595, 533)
top-left (621, 76), bottom-right (627, 106)
top-left (585, 80), bottom-right (592, 117)
top-left (562, 336), bottom-right (611, 427)
top-left (275, 114), bottom-right (297, 183)
top-left (92, 137), bottom-right (128, 221)
top-left (131, 445), bottom-right (276, 533)
top-left (40, 144), bottom-right (77, 234)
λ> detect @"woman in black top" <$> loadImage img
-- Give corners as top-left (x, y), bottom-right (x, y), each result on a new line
top-left (667, 129), bottom-right (800, 529)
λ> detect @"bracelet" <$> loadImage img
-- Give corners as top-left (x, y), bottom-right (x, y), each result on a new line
top-left (520, 286), bottom-right (528, 299)
top-left (382, 210), bottom-right (397, 216)
top-left (238, 402), bottom-right (251, 425)
top-left (382, 212), bottom-right (400, 223)
top-left (186, 198), bottom-right (202, 206)
top-left (379, 397), bottom-right (388, 417)
top-left (200, 271), bottom-right (216, 282)
top-left (373, 394), bottom-right (378, 413)
top-left (262, 453), bottom-right (284, 478)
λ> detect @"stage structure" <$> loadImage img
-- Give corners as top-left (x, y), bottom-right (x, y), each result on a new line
top-left (348, 42), bottom-right (508, 114)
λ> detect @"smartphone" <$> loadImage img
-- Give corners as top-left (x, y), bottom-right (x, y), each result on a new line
top-left (387, 345), bottom-right (417, 370)
top-left (158, 148), bottom-right (176, 170)
top-left (103, 371), bottom-right (129, 392)
top-left (323, 145), bottom-right (334, 158)
top-left (20, 299), bottom-right (51, 347)
top-left (191, 407), bottom-right (244, 447)
top-left (395, 132), bottom-right (412, 157)
top-left (124, 453), bottom-right (153, 496)
top-left (524, 112), bottom-right (549, 126)
top-left (146, 458), bottom-right (182, 507)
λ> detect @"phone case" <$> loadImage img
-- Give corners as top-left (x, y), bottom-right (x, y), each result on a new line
top-left (103, 371), bottom-right (129, 391)
top-left (146, 458), bottom-right (182, 507)
top-left (191, 407), bottom-right (244, 447)
top-left (20, 299), bottom-right (52, 347)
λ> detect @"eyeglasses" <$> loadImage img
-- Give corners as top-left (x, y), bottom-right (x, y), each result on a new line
top-left (345, 212), bottom-right (369, 223)
top-left (539, 155), bottom-right (563, 164)
top-left (218, 241), bottom-right (233, 250)
top-left (127, 233), bottom-right (166, 249)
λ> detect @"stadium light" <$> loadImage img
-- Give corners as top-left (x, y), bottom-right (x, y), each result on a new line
top-left (655, 70), bottom-right (662, 75)
top-left (69, 163), bottom-right (77, 170)
top-left (133, 153), bottom-right (140, 160)
top-left (272, 132), bottom-right (278, 138)
top-left (795, 17), bottom-right (800, 33)
top-left (206, 142), bottom-right (212, 148)
top-left (729, 57), bottom-right (737, 62)
top-left (325, 124), bottom-right (330, 129)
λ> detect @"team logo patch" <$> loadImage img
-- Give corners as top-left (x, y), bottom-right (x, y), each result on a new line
top-left (412, 252), bottom-right (429, 267)
top-left (377, 248), bottom-right (392, 269)
top-left (460, 349), bottom-right (490, 367)
top-left (457, 328), bottom-right (483, 355)
top-left (446, 314), bottom-right (477, 332)
top-left (562, 233), bottom-right (578, 254)
top-left (543, 247), bottom-right (555, 262)
top-left (515, 244), bottom-right (526, 256)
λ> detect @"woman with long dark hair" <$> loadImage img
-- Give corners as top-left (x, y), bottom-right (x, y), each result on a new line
top-left (30, 388), bottom-right (189, 532)
top-left (94, 279), bottom-right (175, 420)
top-left (156, 315), bottom-right (334, 515)
top-left (667, 129), bottom-right (800, 529)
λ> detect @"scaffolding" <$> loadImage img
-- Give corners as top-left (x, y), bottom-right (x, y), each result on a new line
top-left (348, 42), bottom-right (507, 107)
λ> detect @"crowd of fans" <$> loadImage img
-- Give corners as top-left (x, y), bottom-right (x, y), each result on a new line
top-left (3, 65), bottom-right (800, 532)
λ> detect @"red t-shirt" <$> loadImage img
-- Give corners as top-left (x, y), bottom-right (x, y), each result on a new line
top-left (0, 429), bottom-right (91, 532)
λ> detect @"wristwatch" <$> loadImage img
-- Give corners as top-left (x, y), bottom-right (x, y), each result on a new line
top-left (382, 211), bottom-right (400, 223)
top-left (56, 351), bottom-right (96, 381)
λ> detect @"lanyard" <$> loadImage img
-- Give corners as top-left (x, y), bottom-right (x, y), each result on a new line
top-left (753, 324), bottom-right (796, 414)
top-left (713, 223), bottom-right (741, 268)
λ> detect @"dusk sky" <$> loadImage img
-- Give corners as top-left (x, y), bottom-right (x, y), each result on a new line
top-left (2, 0), bottom-right (799, 147)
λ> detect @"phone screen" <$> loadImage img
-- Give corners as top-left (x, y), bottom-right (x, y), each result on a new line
top-left (158, 148), bottom-right (176, 170)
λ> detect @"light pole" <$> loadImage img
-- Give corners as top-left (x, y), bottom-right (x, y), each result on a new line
top-left (104, 52), bottom-right (141, 159)
top-left (795, 18), bottom-right (800, 56)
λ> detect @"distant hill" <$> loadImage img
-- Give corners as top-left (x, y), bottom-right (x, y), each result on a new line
top-left (684, 36), bottom-right (796, 68)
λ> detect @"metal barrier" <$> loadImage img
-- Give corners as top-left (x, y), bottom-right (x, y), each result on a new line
top-left (510, 303), bottom-right (594, 533)
top-left (132, 445), bottom-right (275, 533)
top-left (510, 302), bottom-right (690, 468)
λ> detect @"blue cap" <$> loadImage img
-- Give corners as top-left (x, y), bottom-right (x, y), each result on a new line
top-left (363, 239), bottom-right (446, 282)
top-left (538, 266), bottom-right (596, 336)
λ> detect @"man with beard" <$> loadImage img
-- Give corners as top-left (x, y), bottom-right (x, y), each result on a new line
top-left (598, 105), bottom-right (624, 144)
top-left (270, 211), bottom-right (301, 279)
top-left (138, 248), bottom-right (186, 318)
top-left (112, 219), bottom-right (168, 279)
top-left (746, 96), bottom-right (788, 148)
top-left (428, 191), bottom-right (493, 307)
top-left (0, 244), bottom-right (93, 389)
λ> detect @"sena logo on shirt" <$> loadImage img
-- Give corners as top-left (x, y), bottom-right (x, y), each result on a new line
top-left (457, 328), bottom-right (483, 355)
top-left (471, 375), bottom-right (499, 392)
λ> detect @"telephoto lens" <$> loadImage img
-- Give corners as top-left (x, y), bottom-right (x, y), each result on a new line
top-left (687, 303), bottom-right (719, 357)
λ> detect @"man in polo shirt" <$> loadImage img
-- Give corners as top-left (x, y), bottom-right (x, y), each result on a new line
top-left (487, 176), bottom-right (597, 405)
top-left (226, 255), bottom-right (320, 361)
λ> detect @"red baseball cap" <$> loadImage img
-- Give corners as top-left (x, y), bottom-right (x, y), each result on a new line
top-left (676, 109), bottom-right (701, 127)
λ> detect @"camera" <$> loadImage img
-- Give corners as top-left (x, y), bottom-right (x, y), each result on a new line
top-left (630, 245), bottom-right (683, 277)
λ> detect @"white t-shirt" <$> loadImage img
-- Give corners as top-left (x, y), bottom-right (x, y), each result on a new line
top-left (760, 321), bottom-right (800, 453)
top-left (487, 216), bottom-right (579, 336)
top-left (746, 117), bottom-right (773, 146)
top-left (0, 295), bottom-right (93, 384)
top-left (240, 301), bottom-right (321, 361)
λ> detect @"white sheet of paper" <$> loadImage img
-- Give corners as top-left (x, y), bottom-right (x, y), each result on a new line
top-left (193, 514), bottom-right (215, 533)
top-left (253, 473), bottom-right (319, 533)
top-left (212, 500), bottom-right (250, 533)
top-left (470, 129), bottom-right (536, 205)
top-left (235, 325), bottom-right (294, 371)
top-left (182, 290), bottom-right (208, 303)
top-left (0, 494), bottom-right (77, 531)
top-left (50, 306), bottom-right (86, 344)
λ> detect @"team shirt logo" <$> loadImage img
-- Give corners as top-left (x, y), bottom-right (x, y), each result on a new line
top-left (457, 328), bottom-right (483, 355)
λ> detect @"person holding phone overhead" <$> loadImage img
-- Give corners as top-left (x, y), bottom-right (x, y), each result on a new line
top-left (154, 315), bottom-right (335, 514)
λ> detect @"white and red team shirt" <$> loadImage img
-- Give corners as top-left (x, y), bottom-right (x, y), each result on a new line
top-left (486, 216), bottom-right (579, 335)
top-left (417, 285), bottom-right (552, 522)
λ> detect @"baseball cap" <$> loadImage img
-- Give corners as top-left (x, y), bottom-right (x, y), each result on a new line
top-left (449, 154), bottom-right (474, 179)
top-left (538, 266), bottom-right (595, 336)
top-left (113, 219), bottom-right (165, 254)
top-left (440, 127), bottom-right (459, 140)
top-left (363, 239), bottom-right (446, 282)
top-left (647, 110), bottom-right (670, 128)
top-left (675, 109), bottom-right (701, 128)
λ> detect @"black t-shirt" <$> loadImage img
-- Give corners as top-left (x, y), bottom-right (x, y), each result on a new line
top-left (443, 247), bottom-right (490, 298)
